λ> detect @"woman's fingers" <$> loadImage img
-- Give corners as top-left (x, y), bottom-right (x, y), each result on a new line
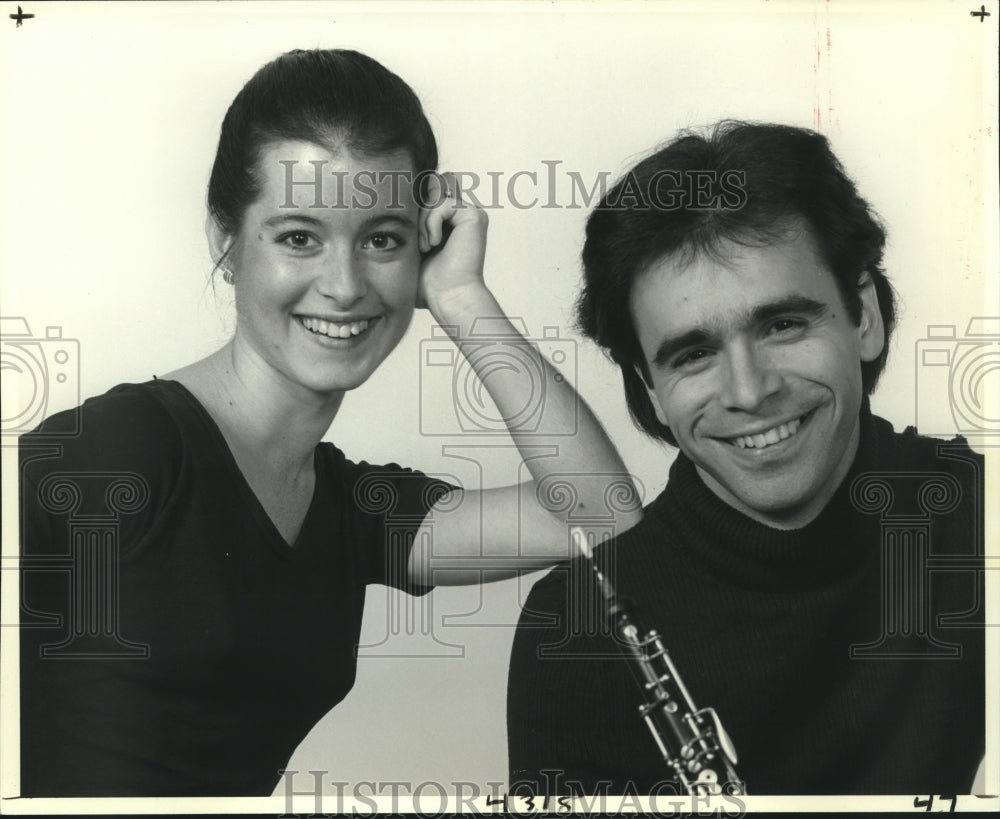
top-left (418, 198), bottom-right (431, 253)
top-left (417, 171), bottom-right (489, 316)
top-left (423, 172), bottom-right (458, 250)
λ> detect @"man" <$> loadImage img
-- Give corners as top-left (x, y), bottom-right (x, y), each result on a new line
top-left (506, 122), bottom-right (985, 795)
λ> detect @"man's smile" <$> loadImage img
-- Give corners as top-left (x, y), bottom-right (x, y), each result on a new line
top-left (718, 408), bottom-right (817, 450)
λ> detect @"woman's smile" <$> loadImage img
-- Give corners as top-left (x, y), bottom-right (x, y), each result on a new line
top-left (296, 314), bottom-right (378, 342)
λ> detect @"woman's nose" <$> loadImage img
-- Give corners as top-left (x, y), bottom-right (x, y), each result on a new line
top-left (315, 247), bottom-right (367, 306)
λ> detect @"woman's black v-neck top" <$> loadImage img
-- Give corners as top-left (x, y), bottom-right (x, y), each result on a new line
top-left (19, 379), bottom-right (453, 796)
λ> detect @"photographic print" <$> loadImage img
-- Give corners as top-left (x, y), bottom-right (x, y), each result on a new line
top-left (2, 1), bottom-right (996, 814)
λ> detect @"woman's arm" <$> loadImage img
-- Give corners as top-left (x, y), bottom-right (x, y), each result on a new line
top-left (408, 178), bottom-right (643, 586)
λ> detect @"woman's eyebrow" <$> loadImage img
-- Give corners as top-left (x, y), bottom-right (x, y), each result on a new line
top-left (261, 213), bottom-right (417, 231)
top-left (357, 213), bottom-right (417, 232)
top-left (262, 214), bottom-right (326, 228)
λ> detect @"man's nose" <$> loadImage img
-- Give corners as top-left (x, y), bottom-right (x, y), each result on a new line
top-left (717, 341), bottom-right (782, 411)
top-left (316, 246), bottom-right (367, 306)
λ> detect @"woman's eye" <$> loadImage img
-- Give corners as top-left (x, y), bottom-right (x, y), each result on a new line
top-left (278, 231), bottom-right (318, 250)
top-left (363, 232), bottom-right (403, 251)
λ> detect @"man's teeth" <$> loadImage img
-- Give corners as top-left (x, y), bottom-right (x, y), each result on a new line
top-left (732, 418), bottom-right (802, 450)
top-left (300, 316), bottom-right (370, 339)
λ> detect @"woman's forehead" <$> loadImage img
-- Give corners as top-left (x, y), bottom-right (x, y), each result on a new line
top-left (252, 139), bottom-right (418, 213)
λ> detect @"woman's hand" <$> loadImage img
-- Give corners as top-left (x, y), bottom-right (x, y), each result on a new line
top-left (417, 172), bottom-right (489, 321)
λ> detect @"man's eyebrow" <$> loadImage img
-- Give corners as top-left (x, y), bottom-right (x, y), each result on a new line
top-left (649, 295), bottom-right (829, 368)
top-left (750, 295), bottom-right (828, 326)
top-left (651, 328), bottom-right (716, 369)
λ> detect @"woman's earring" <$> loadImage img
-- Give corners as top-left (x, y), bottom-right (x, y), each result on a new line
top-left (222, 267), bottom-right (235, 285)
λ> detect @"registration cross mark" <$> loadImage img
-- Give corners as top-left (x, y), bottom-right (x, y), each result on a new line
top-left (970, 4), bottom-right (990, 21)
top-left (9, 4), bottom-right (33, 26)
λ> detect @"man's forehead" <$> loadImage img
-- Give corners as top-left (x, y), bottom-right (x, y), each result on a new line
top-left (652, 218), bottom-right (822, 276)
top-left (630, 223), bottom-right (840, 332)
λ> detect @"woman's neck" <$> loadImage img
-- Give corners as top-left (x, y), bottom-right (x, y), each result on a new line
top-left (164, 341), bottom-right (344, 477)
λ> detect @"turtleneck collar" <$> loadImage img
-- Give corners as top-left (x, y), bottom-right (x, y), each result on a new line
top-left (646, 400), bottom-right (892, 591)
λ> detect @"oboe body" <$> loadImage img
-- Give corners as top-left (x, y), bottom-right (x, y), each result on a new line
top-left (573, 528), bottom-right (745, 795)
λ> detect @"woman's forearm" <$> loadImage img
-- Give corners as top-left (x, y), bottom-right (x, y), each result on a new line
top-left (428, 282), bottom-right (643, 541)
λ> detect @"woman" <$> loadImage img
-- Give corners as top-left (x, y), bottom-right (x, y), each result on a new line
top-left (18, 49), bottom-right (641, 797)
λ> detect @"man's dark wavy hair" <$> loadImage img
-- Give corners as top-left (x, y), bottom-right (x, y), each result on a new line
top-left (576, 120), bottom-right (896, 446)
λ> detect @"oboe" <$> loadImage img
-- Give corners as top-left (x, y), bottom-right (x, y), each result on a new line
top-left (572, 527), bottom-right (745, 795)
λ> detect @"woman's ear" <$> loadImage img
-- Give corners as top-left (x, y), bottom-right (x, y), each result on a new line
top-left (205, 215), bottom-right (234, 268)
top-left (857, 273), bottom-right (886, 363)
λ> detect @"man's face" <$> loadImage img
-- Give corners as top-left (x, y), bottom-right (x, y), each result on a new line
top-left (629, 221), bottom-right (885, 528)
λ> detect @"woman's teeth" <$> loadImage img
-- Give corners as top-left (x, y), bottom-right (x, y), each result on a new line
top-left (732, 417), bottom-right (802, 450)
top-left (300, 316), bottom-right (370, 339)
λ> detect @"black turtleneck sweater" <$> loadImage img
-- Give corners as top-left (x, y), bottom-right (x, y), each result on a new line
top-left (507, 410), bottom-right (984, 795)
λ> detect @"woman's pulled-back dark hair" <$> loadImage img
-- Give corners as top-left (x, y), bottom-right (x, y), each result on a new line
top-left (577, 120), bottom-right (897, 446)
top-left (208, 48), bottom-right (438, 236)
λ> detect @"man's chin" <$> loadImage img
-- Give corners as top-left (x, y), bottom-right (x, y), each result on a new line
top-left (698, 466), bottom-right (829, 529)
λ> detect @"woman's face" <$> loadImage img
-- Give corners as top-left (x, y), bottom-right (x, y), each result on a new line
top-left (224, 139), bottom-right (421, 397)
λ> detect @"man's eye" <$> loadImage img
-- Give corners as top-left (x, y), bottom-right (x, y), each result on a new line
top-left (278, 231), bottom-right (318, 250)
top-left (673, 349), bottom-right (712, 369)
top-left (363, 232), bottom-right (403, 251)
top-left (769, 318), bottom-right (807, 335)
